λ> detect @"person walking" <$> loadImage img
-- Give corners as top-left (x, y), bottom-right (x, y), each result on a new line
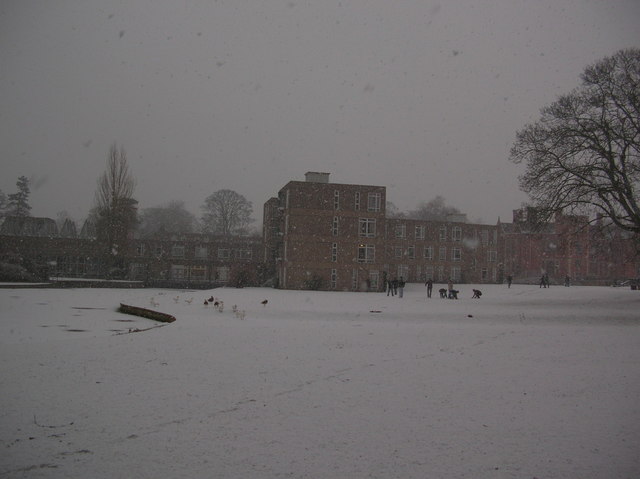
top-left (507, 275), bottom-right (513, 288)
top-left (425, 278), bottom-right (433, 298)
top-left (398, 277), bottom-right (406, 298)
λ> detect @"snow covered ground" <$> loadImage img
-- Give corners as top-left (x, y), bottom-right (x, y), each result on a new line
top-left (1, 283), bottom-right (639, 478)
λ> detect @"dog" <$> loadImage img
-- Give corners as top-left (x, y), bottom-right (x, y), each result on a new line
top-left (439, 288), bottom-right (448, 298)
top-left (472, 289), bottom-right (482, 299)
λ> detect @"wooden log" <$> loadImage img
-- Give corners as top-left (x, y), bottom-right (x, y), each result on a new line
top-left (118, 303), bottom-right (176, 323)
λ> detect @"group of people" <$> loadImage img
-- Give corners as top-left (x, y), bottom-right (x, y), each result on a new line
top-left (383, 273), bottom-right (567, 296)
top-left (539, 273), bottom-right (550, 288)
top-left (385, 276), bottom-right (406, 297)
top-left (386, 277), bottom-right (460, 299)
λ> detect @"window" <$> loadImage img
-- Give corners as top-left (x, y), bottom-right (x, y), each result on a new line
top-left (154, 246), bottom-right (163, 257)
top-left (481, 268), bottom-right (488, 281)
top-left (330, 269), bottom-right (337, 289)
top-left (129, 263), bottom-right (146, 280)
top-left (194, 246), bottom-right (208, 259)
top-left (407, 245), bottom-right (415, 259)
top-left (487, 250), bottom-right (497, 262)
top-left (452, 226), bottom-right (462, 241)
top-left (451, 266), bottom-right (461, 282)
top-left (136, 243), bottom-right (146, 256)
top-left (171, 245), bottom-right (185, 258)
top-left (332, 216), bottom-right (339, 236)
top-left (218, 248), bottom-right (231, 259)
top-left (423, 246), bottom-right (433, 260)
top-left (355, 192), bottom-right (360, 211)
top-left (425, 266), bottom-right (434, 281)
top-left (334, 190), bottom-right (340, 210)
top-left (357, 244), bottom-right (375, 263)
top-left (397, 264), bottom-right (409, 280)
top-left (415, 225), bottom-right (425, 240)
top-left (190, 265), bottom-right (207, 280)
top-left (394, 246), bottom-right (403, 258)
top-left (369, 271), bottom-right (379, 290)
top-left (481, 230), bottom-right (489, 246)
top-left (437, 265), bottom-right (445, 282)
top-left (237, 249), bottom-right (252, 259)
top-left (216, 266), bottom-right (229, 282)
top-left (331, 243), bottom-right (338, 262)
top-left (452, 247), bottom-right (461, 261)
top-left (359, 218), bottom-right (376, 237)
top-left (352, 269), bottom-right (359, 290)
top-left (439, 246), bottom-right (446, 261)
top-left (170, 264), bottom-right (186, 279)
top-left (367, 192), bottom-right (381, 212)
top-left (439, 226), bottom-right (447, 241)
top-left (395, 224), bottom-right (406, 238)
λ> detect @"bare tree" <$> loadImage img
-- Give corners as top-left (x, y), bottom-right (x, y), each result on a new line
top-left (201, 189), bottom-right (253, 236)
top-left (510, 48), bottom-right (640, 233)
top-left (408, 195), bottom-right (461, 221)
top-left (94, 143), bottom-right (138, 276)
top-left (385, 201), bottom-right (406, 218)
top-left (138, 200), bottom-right (198, 237)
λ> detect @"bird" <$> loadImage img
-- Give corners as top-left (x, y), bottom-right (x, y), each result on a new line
top-left (208, 296), bottom-right (214, 302)
top-left (261, 299), bottom-right (268, 306)
top-left (204, 299), bottom-right (209, 306)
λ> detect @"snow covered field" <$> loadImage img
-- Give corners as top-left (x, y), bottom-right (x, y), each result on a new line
top-left (1, 283), bottom-right (639, 478)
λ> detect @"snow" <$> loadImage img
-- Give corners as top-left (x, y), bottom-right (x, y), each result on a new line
top-left (1, 284), bottom-right (639, 478)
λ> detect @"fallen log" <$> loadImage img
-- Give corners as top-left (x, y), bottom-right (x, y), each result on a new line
top-left (118, 303), bottom-right (176, 323)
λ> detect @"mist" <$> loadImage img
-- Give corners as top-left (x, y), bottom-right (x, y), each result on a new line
top-left (1, 0), bottom-right (639, 224)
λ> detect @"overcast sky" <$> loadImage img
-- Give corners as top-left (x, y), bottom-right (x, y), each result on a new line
top-left (1, 0), bottom-right (639, 226)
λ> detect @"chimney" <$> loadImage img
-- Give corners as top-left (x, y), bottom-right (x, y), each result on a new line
top-left (304, 172), bottom-right (330, 183)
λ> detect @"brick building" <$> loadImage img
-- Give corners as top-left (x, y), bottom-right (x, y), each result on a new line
top-left (500, 207), bottom-right (639, 285)
top-left (264, 172), bottom-right (387, 291)
top-left (0, 216), bottom-right (263, 288)
top-left (263, 172), bottom-right (501, 291)
top-left (2, 175), bottom-right (638, 290)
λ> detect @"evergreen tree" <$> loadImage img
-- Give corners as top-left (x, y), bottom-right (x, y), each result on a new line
top-left (7, 176), bottom-right (32, 217)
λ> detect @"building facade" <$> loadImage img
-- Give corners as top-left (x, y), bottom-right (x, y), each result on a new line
top-left (2, 174), bottom-right (638, 290)
top-left (264, 172), bottom-right (502, 291)
top-left (0, 216), bottom-right (263, 288)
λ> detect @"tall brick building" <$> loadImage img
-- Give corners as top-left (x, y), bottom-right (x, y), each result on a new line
top-left (263, 172), bottom-right (501, 291)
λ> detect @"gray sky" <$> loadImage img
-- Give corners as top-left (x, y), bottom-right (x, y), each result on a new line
top-left (1, 0), bottom-right (639, 226)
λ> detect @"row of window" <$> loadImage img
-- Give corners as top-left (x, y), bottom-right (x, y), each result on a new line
top-left (347, 218), bottom-right (497, 244)
top-left (334, 191), bottom-right (382, 212)
top-left (353, 244), bottom-right (497, 264)
top-left (135, 243), bottom-right (253, 260)
top-left (327, 266), bottom-right (498, 290)
top-left (130, 263), bottom-right (231, 282)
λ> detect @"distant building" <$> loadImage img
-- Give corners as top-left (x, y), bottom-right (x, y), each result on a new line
top-left (263, 173), bottom-right (501, 291)
top-left (2, 178), bottom-right (638, 289)
top-left (500, 208), bottom-right (639, 284)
